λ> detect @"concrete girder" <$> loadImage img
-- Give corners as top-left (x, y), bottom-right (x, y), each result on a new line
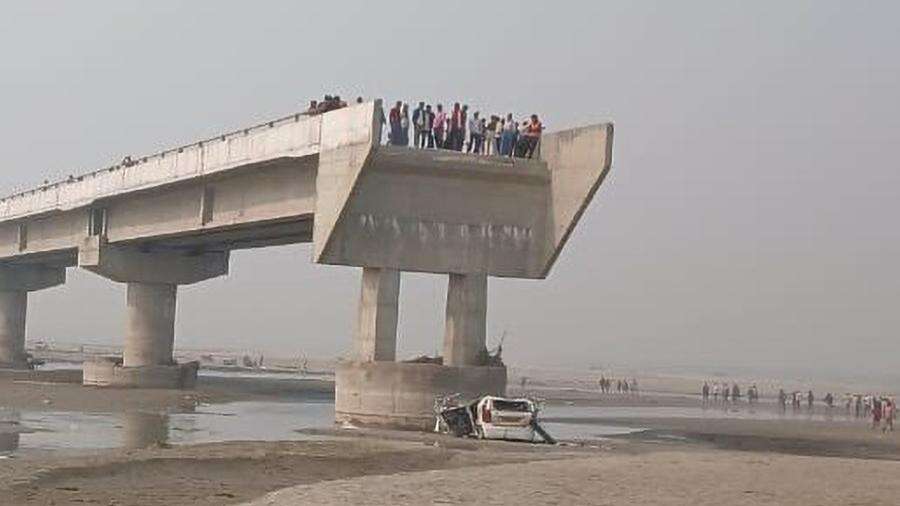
top-left (0, 264), bottom-right (66, 292)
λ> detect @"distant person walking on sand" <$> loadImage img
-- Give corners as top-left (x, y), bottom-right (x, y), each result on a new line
top-left (630, 378), bottom-right (639, 396)
top-left (713, 383), bottom-right (720, 403)
top-left (731, 384), bottom-right (740, 404)
top-left (748, 384), bottom-right (759, 405)
top-left (702, 382), bottom-right (710, 404)
top-left (807, 390), bottom-right (815, 412)
top-left (872, 398), bottom-right (883, 430)
top-left (723, 385), bottom-right (730, 403)
top-left (778, 389), bottom-right (787, 413)
top-left (883, 398), bottom-right (895, 432)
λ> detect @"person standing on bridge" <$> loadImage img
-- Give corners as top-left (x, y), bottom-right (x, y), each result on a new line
top-left (413, 102), bottom-right (427, 149)
top-left (501, 114), bottom-right (518, 157)
top-left (459, 105), bottom-right (469, 151)
top-left (433, 104), bottom-right (447, 149)
top-left (522, 114), bottom-right (544, 159)
top-left (400, 103), bottom-right (410, 147)
top-left (467, 112), bottom-right (482, 154)
top-left (450, 103), bottom-right (464, 151)
top-left (389, 101), bottom-right (402, 146)
top-left (424, 105), bottom-right (435, 148)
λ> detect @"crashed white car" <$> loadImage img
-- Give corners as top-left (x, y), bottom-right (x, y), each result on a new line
top-left (436, 395), bottom-right (554, 443)
top-left (474, 396), bottom-right (538, 441)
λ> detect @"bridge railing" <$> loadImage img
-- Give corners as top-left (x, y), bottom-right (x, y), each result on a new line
top-left (0, 110), bottom-right (321, 206)
top-left (0, 108), bottom-right (332, 221)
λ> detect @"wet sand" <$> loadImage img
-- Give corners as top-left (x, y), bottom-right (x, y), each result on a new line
top-left (2, 374), bottom-right (899, 505)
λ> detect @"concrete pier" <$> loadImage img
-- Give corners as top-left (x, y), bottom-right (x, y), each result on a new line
top-left (0, 265), bottom-right (66, 369)
top-left (354, 267), bottom-right (400, 362)
top-left (443, 273), bottom-right (488, 367)
top-left (124, 283), bottom-right (177, 368)
top-left (336, 269), bottom-right (505, 429)
top-left (0, 291), bottom-right (27, 368)
top-left (81, 242), bottom-right (227, 388)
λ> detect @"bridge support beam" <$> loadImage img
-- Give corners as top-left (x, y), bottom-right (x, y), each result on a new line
top-left (0, 291), bottom-right (27, 369)
top-left (80, 240), bottom-right (226, 388)
top-left (124, 282), bottom-right (177, 368)
top-left (443, 273), bottom-right (488, 367)
top-left (336, 270), bottom-right (505, 430)
top-left (0, 265), bottom-right (66, 369)
top-left (354, 267), bottom-right (400, 362)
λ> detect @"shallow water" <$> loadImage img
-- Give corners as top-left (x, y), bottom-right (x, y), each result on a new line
top-left (3, 369), bottom-right (856, 456)
top-left (0, 400), bottom-right (334, 456)
top-left (3, 399), bottom-right (854, 457)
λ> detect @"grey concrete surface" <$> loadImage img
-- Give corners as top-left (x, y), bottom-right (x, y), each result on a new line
top-left (354, 267), bottom-right (400, 362)
top-left (0, 291), bottom-right (27, 368)
top-left (443, 273), bottom-right (488, 367)
top-left (124, 283), bottom-right (176, 368)
top-left (82, 359), bottom-right (198, 389)
top-left (335, 361), bottom-right (507, 430)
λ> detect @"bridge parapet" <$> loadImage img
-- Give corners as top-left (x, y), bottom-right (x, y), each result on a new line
top-left (0, 111), bottom-right (321, 222)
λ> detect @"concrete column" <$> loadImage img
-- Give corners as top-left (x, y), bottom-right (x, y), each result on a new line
top-left (0, 291), bottom-right (27, 368)
top-left (124, 283), bottom-right (176, 367)
top-left (443, 273), bottom-right (487, 367)
top-left (354, 267), bottom-right (400, 362)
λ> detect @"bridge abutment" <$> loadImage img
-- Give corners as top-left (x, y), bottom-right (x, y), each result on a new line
top-left (0, 265), bottom-right (66, 369)
top-left (336, 270), bottom-right (506, 429)
top-left (80, 241), bottom-right (227, 388)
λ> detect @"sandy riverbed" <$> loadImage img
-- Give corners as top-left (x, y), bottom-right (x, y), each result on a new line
top-left (2, 373), bottom-right (898, 505)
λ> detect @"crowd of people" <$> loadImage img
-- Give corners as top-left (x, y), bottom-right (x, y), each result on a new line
top-left (842, 393), bottom-right (897, 431)
top-left (300, 95), bottom-right (546, 159)
top-left (700, 381), bottom-right (895, 432)
top-left (385, 101), bottom-right (544, 158)
top-left (598, 376), bottom-right (638, 395)
top-left (701, 381), bottom-right (761, 405)
top-left (303, 94), bottom-right (363, 116)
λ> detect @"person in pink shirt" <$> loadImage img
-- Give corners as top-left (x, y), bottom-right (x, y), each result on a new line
top-left (882, 398), bottom-right (894, 432)
top-left (433, 104), bottom-right (447, 149)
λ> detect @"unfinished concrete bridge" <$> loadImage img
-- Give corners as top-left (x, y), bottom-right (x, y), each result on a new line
top-left (0, 101), bottom-right (613, 427)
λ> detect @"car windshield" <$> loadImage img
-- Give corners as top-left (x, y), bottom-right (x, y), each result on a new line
top-left (492, 400), bottom-right (531, 412)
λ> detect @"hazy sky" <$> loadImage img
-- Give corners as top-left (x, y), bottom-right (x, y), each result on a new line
top-left (1, 1), bottom-right (898, 376)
